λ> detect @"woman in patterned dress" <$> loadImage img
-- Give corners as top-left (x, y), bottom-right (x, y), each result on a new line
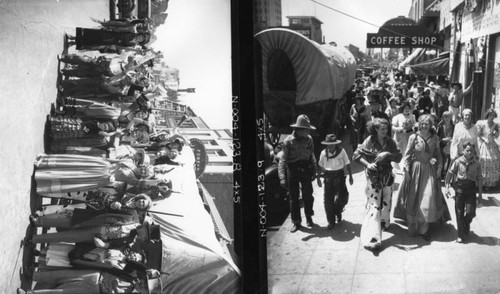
top-left (476, 108), bottom-right (500, 189)
top-left (48, 116), bottom-right (121, 154)
top-left (394, 115), bottom-right (451, 240)
top-left (353, 118), bottom-right (402, 251)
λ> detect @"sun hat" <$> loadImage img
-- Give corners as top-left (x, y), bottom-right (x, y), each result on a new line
top-left (135, 148), bottom-right (151, 165)
top-left (290, 114), bottom-right (316, 130)
top-left (321, 134), bottom-right (342, 145)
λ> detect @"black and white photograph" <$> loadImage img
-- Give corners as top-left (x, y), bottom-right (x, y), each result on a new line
top-left (257, 0), bottom-right (500, 293)
top-left (3, 0), bottom-right (500, 293)
top-left (0, 0), bottom-right (239, 293)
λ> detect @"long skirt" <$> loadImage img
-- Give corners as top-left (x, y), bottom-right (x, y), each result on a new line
top-left (394, 161), bottom-right (451, 236)
top-left (360, 176), bottom-right (393, 248)
top-left (69, 98), bottom-right (122, 120)
top-left (35, 154), bottom-right (113, 195)
top-left (478, 139), bottom-right (500, 188)
top-left (44, 243), bottom-right (74, 268)
top-left (76, 27), bottom-right (137, 49)
top-left (33, 269), bottom-right (101, 293)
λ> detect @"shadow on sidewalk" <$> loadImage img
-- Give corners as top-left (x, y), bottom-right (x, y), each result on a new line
top-left (478, 195), bottom-right (500, 207)
top-left (300, 220), bottom-right (361, 242)
top-left (381, 221), bottom-right (458, 252)
top-left (464, 232), bottom-right (500, 246)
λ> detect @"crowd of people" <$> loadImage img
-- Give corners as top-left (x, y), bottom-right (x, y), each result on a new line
top-left (278, 70), bottom-right (500, 251)
top-left (18, 17), bottom-right (197, 294)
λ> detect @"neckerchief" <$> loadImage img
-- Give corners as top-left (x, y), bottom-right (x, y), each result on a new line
top-left (326, 147), bottom-right (342, 159)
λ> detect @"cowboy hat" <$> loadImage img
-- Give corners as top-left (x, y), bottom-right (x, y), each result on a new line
top-left (321, 134), bottom-right (342, 145)
top-left (290, 114), bottom-right (316, 130)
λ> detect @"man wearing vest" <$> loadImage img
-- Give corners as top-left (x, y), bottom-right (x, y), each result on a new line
top-left (279, 114), bottom-right (318, 233)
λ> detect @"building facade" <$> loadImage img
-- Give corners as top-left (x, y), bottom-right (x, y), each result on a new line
top-left (286, 16), bottom-right (323, 43)
top-left (180, 128), bottom-right (234, 244)
top-left (407, 0), bottom-right (500, 119)
top-left (254, 0), bottom-right (282, 33)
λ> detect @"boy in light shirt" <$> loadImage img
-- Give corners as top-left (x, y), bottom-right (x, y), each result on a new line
top-left (317, 134), bottom-right (354, 230)
top-left (445, 142), bottom-right (482, 243)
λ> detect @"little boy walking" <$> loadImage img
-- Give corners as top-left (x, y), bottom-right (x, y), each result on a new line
top-left (444, 142), bottom-right (482, 243)
top-left (317, 134), bottom-right (354, 229)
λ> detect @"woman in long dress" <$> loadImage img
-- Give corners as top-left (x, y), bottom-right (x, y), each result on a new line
top-left (67, 27), bottom-right (150, 50)
top-left (436, 111), bottom-right (454, 178)
top-left (476, 108), bottom-right (500, 189)
top-left (450, 108), bottom-right (478, 161)
top-left (392, 101), bottom-right (416, 155)
top-left (34, 150), bottom-right (156, 196)
top-left (349, 91), bottom-right (371, 151)
top-left (353, 118), bottom-right (402, 251)
top-left (48, 116), bottom-right (121, 154)
top-left (394, 114), bottom-right (451, 240)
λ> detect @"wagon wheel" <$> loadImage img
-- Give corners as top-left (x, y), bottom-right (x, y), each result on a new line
top-left (264, 118), bottom-right (281, 147)
top-left (267, 132), bottom-right (281, 147)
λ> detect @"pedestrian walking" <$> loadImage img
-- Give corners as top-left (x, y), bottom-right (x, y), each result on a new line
top-left (278, 114), bottom-right (318, 233)
top-left (450, 109), bottom-right (478, 162)
top-left (349, 91), bottom-right (370, 151)
top-left (436, 111), bottom-right (455, 178)
top-left (476, 108), bottom-right (500, 189)
top-left (394, 114), bottom-right (451, 240)
top-left (445, 142), bottom-right (483, 243)
top-left (317, 134), bottom-right (353, 230)
top-left (353, 118), bottom-right (402, 251)
top-left (392, 101), bottom-right (417, 155)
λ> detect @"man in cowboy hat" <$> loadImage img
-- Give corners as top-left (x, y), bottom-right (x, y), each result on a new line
top-left (317, 134), bottom-right (353, 229)
top-left (279, 114), bottom-right (318, 232)
top-left (449, 81), bottom-right (473, 123)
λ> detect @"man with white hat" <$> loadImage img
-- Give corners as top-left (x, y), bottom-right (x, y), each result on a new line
top-left (279, 114), bottom-right (318, 232)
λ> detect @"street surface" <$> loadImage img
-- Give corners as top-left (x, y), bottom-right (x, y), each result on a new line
top-left (0, 1), bottom-right (108, 291)
top-left (267, 135), bottom-right (500, 294)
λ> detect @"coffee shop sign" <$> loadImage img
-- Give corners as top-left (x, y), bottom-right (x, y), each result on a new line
top-left (366, 34), bottom-right (443, 48)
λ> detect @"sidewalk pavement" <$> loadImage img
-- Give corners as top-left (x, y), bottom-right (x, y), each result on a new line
top-left (267, 141), bottom-right (500, 294)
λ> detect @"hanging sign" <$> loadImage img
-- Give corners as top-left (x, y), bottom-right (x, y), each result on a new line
top-left (367, 34), bottom-right (443, 48)
top-left (366, 16), bottom-right (444, 48)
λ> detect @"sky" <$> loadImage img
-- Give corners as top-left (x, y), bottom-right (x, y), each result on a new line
top-left (282, 0), bottom-right (413, 51)
top-left (151, 0), bottom-right (413, 129)
top-left (153, 0), bottom-right (232, 130)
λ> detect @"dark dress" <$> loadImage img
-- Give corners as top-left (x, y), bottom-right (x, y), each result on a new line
top-left (76, 28), bottom-right (142, 50)
top-left (48, 116), bottom-right (115, 154)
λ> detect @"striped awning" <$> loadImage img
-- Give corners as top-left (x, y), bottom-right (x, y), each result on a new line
top-left (407, 51), bottom-right (450, 76)
top-left (398, 48), bottom-right (434, 71)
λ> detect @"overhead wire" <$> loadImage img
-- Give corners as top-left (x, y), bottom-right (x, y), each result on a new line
top-left (310, 0), bottom-right (500, 65)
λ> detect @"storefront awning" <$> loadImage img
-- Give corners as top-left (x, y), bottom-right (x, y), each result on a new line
top-left (407, 52), bottom-right (449, 76)
top-left (398, 48), bottom-right (430, 70)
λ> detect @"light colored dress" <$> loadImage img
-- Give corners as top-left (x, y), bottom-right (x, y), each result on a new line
top-left (392, 113), bottom-right (416, 154)
top-left (476, 120), bottom-right (500, 188)
top-left (35, 154), bottom-right (113, 195)
top-left (394, 133), bottom-right (451, 236)
top-left (450, 122), bottom-right (478, 160)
